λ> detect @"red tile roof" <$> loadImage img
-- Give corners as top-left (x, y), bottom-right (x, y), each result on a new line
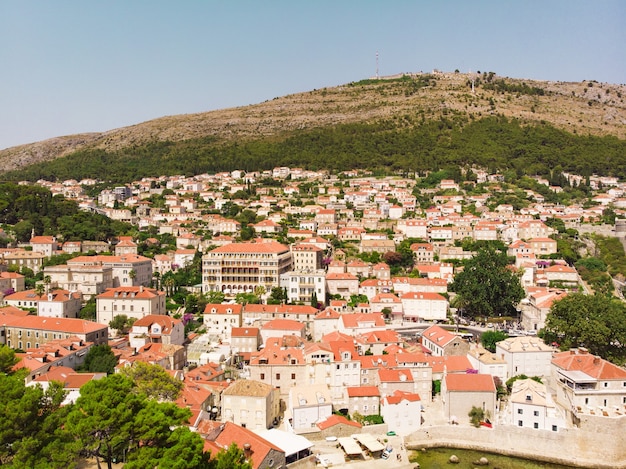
top-left (445, 374), bottom-right (496, 392)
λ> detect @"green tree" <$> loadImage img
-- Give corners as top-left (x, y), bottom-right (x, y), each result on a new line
top-left (206, 290), bottom-right (226, 304)
top-left (0, 344), bottom-right (18, 373)
top-left (81, 344), bottom-right (118, 374)
top-left (451, 246), bottom-right (524, 319)
top-left (543, 293), bottom-right (626, 364)
top-left (213, 443), bottom-right (252, 469)
top-left (118, 362), bottom-right (183, 401)
top-left (109, 314), bottom-right (135, 335)
top-left (480, 330), bottom-right (508, 352)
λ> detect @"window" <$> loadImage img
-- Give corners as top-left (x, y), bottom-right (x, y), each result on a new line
top-left (533, 410), bottom-right (539, 417)
top-left (518, 420), bottom-right (523, 427)
top-left (260, 373), bottom-right (265, 380)
top-left (517, 409), bottom-right (523, 414)
top-left (275, 373), bottom-right (280, 380)
top-left (552, 425), bottom-right (558, 432)
top-left (291, 373), bottom-right (296, 380)
top-left (533, 422), bottom-right (539, 429)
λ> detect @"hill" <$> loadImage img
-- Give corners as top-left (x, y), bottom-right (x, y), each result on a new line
top-left (1, 72), bottom-right (625, 180)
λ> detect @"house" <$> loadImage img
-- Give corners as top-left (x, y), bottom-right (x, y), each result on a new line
top-left (96, 286), bottom-right (166, 326)
top-left (466, 345), bottom-right (507, 383)
top-left (290, 243), bottom-right (324, 270)
top-left (129, 314), bottom-right (185, 351)
top-left (279, 269), bottom-right (326, 305)
top-left (346, 385), bottom-right (380, 417)
top-left (202, 241), bottom-right (292, 295)
top-left (509, 378), bottom-right (565, 432)
top-left (27, 366), bottom-right (106, 405)
top-left (29, 235), bottom-right (58, 257)
top-left (3, 250), bottom-right (46, 274)
top-left (0, 271), bottom-right (25, 293)
top-left (528, 237), bottom-right (558, 256)
top-left (0, 313), bottom-right (108, 350)
top-left (316, 414), bottom-right (362, 440)
top-left (496, 336), bottom-right (555, 379)
top-left (43, 263), bottom-right (114, 298)
top-left (231, 327), bottom-right (261, 363)
top-left (520, 288), bottom-right (568, 331)
top-left (421, 325), bottom-right (470, 356)
top-left (410, 243), bottom-right (435, 264)
top-left (288, 384), bottom-right (333, 434)
top-left (551, 348), bottom-right (626, 417)
top-left (36, 290), bottom-right (83, 319)
top-left (338, 313), bottom-right (386, 336)
top-left (260, 319), bottom-right (305, 344)
top-left (400, 291), bottom-right (448, 322)
top-left (202, 303), bottom-right (242, 342)
top-left (325, 273), bottom-right (359, 299)
top-left (114, 236), bottom-right (138, 256)
top-left (203, 421), bottom-right (286, 469)
top-left (442, 373), bottom-right (497, 423)
top-left (380, 390), bottom-right (422, 436)
top-left (68, 254), bottom-right (153, 287)
top-left (312, 308), bottom-right (341, 341)
top-left (221, 379), bottom-right (281, 430)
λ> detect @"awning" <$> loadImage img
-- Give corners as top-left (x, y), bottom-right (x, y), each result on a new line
top-left (255, 429), bottom-right (313, 457)
top-left (354, 434), bottom-right (384, 452)
top-left (338, 437), bottom-right (363, 456)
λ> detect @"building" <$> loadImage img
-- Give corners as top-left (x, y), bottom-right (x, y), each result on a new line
top-left (68, 254), bottom-right (153, 287)
top-left (231, 327), bottom-right (261, 363)
top-left (96, 286), bottom-right (166, 326)
top-left (421, 325), bottom-right (470, 357)
top-left (43, 263), bottom-right (114, 298)
top-left (442, 373), bottom-right (497, 423)
top-left (291, 244), bottom-right (324, 270)
top-left (400, 291), bottom-right (448, 322)
top-left (496, 336), bottom-right (555, 379)
top-left (3, 250), bottom-right (46, 274)
top-left (288, 384), bottom-right (333, 434)
top-left (128, 314), bottom-right (185, 351)
top-left (259, 319), bottom-right (305, 344)
top-left (202, 241), bottom-right (292, 294)
top-left (221, 379), bottom-right (281, 430)
top-left (37, 290), bottom-right (83, 319)
top-left (509, 378), bottom-right (565, 432)
top-left (380, 390), bottom-right (422, 436)
top-left (0, 313), bottom-right (108, 349)
top-left (279, 269), bottom-right (326, 305)
top-left (346, 385), bottom-right (380, 417)
top-left (325, 273), bottom-right (359, 299)
top-left (551, 348), bottom-right (626, 416)
top-left (202, 303), bottom-right (243, 342)
top-left (466, 346), bottom-right (508, 383)
top-left (29, 235), bottom-right (58, 257)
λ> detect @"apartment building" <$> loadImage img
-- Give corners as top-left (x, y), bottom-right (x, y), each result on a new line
top-left (202, 241), bottom-right (292, 294)
top-left (96, 286), bottom-right (166, 326)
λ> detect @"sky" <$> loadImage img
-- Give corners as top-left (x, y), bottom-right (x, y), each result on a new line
top-left (1, 0), bottom-right (624, 151)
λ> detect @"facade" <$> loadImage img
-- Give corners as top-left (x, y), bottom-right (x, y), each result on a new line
top-left (68, 255), bottom-right (153, 287)
top-left (202, 303), bottom-right (243, 342)
top-left (380, 390), bottom-right (422, 436)
top-left (346, 385), bottom-right (380, 417)
top-left (421, 325), bottom-right (470, 357)
top-left (202, 241), bottom-right (292, 294)
top-left (221, 379), bottom-right (280, 430)
top-left (0, 313), bottom-right (108, 349)
top-left (551, 349), bottom-right (626, 415)
top-left (3, 251), bottom-right (46, 274)
top-left (442, 373), bottom-right (497, 423)
top-left (325, 273), bottom-right (359, 299)
top-left (43, 263), bottom-right (114, 298)
top-left (279, 269), bottom-right (326, 305)
top-left (400, 291), bottom-right (448, 322)
top-left (128, 314), bottom-right (185, 351)
top-left (96, 286), bottom-right (166, 326)
top-left (37, 290), bottom-right (83, 319)
top-left (289, 384), bottom-right (333, 434)
top-left (496, 336), bottom-right (555, 379)
top-left (291, 243), bottom-right (324, 271)
top-left (509, 378), bottom-right (565, 432)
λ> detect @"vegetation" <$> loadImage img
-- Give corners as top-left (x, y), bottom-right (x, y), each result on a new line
top-left (0, 352), bottom-right (251, 468)
top-left (468, 405), bottom-right (490, 427)
top-left (480, 330), bottom-right (509, 352)
top-left (542, 293), bottom-right (626, 365)
top-left (450, 246), bottom-right (524, 319)
top-left (5, 117), bottom-right (626, 184)
top-left (0, 183), bottom-right (132, 242)
top-left (79, 344), bottom-right (118, 374)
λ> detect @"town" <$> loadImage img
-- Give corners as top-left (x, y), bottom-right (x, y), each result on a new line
top-left (1, 166), bottom-right (626, 468)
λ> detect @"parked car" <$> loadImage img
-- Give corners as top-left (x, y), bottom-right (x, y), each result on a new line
top-left (381, 446), bottom-right (393, 459)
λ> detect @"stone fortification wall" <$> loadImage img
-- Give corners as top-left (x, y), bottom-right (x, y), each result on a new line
top-left (406, 419), bottom-right (626, 469)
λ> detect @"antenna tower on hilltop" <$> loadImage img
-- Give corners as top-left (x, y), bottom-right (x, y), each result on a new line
top-left (376, 51), bottom-right (379, 79)
top-left (470, 68), bottom-right (475, 93)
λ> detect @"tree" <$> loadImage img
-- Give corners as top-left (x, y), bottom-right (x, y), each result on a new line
top-left (118, 362), bottom-right (183, 401)
top-left (543, 293), bottom-right (626, 364)
top-left (206, 290), bottom-right (225, 304)
top-left (213, 443), bottom-right (252, 469)
top-left (0, 344), bottom-right (18, 373)
top-left (81, 344), bottom-right (118, 374)
top-left (480, 330), bottom-right (508, 352)
top-left (450, 246), bottom-right (524, 319)
top-left (109, 314), bottom-right (135, 335)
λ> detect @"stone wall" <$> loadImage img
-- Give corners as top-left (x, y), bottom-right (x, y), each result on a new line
top-left (406, 420), bottom-right (626, 468)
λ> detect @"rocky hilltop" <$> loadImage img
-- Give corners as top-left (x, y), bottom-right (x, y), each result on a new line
top-left (1, 72), bottom-right (625, 173)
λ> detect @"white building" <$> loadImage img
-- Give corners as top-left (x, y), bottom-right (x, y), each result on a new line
top-left (496, 336), bottom-right (555, 379)
top-left (509, 378), bottom-right (565, 432)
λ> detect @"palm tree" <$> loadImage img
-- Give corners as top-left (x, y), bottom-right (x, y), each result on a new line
top-left (43, 275), bottom-right (52, 293)
top-left (34, 283), bottom-right (45, 298)
top-left (163, 277), bottom-right (176, 297)
top-left (128, 269), bottom-right (137, 285)
top-left (152, 271), bottom-right (161, 290)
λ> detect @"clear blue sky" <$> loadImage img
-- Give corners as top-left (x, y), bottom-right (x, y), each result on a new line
top-left (1, 0), bottom-right (624, 150)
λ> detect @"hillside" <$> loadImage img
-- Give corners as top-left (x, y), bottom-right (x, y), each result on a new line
top-left (1, 72), bottom-right (625, 177)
